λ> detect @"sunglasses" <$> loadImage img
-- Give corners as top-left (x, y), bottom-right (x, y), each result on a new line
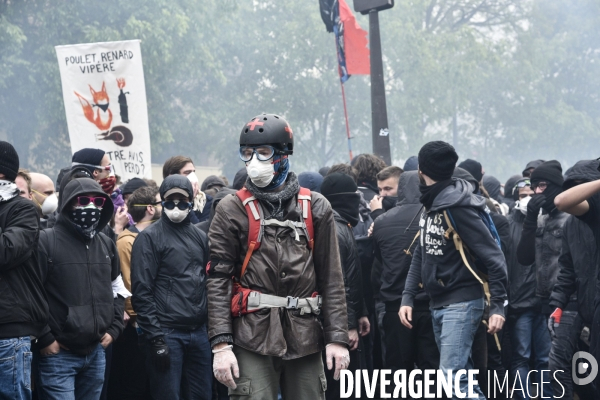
top-left (72, 162), bottom-right (114, 174)
top-left (239, 146), bottom-right (277, 162)
top-left (162, 200), bottom-right (192, 211)
top-left (531, 181), bottom-right (548, 191)
top-left (76, 196), bottom-right (106, 208)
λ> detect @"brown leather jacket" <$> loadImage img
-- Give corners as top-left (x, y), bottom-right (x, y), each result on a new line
top-left (207, 190), bottom-right (349, 360)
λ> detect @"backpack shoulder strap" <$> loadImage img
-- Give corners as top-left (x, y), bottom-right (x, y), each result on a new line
top-left (236, 188), bottom-right (263, 280)
top-left (298, 187), bottom-right (314, 249)
top-left (442, 210), bottom-right (484, 286)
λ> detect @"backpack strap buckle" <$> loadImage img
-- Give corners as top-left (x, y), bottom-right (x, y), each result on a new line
top-left (286, 296), bottom-right (299, 309)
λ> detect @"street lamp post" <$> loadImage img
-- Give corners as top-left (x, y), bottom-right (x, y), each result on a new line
top-left (353, 0), bottom-right (394, 165)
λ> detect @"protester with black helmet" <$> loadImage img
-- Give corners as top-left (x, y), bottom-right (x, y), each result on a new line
top-left (208, 114), bottom-right (349, 399)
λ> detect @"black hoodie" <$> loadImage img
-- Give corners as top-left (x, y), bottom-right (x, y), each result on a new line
top-left (131, 175), bottom-right (209, 339)
top-left (401, 178), bottom-right (508, 317)
top-left (373, 171), bottom-right (429, 310)
top-left (37, 178), bottom-right (124, 354)
top-left (549, 160), bottom-right (600, 323)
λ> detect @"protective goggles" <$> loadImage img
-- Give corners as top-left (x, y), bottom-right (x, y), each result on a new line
top-left (239, 146), bottom-right (277, 162)
top-left (512, 179), bottom-right (531, 195)
top-left (162, 200), bottom-right (192, 211)
top-left (76, 196), bottom-right (106, 208)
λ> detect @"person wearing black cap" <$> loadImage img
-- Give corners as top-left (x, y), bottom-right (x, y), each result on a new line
top-left (201, 175), bottom-right (227, 193)
top-left (399, 141), bottom-right (507, 399)
top-left (514, 160), bottom-right (568, 398)
top-left (0, 141), bottom-right (48, 400)
top-left (321, 173), bottom-right (370, 399)
top-left (131, 175), bottom-right (211, 399)
top-left (121, 177), bottom-right (148, 203)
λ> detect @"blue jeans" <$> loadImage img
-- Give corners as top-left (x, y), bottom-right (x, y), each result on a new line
top-left (0, 336), bottom-right (32, 400)
top-left (509, 310), bottom-right (552, 400)
top-left (146, 326), bottom-right (212, 400)
top-left (34, 343), bottom-right (105, 400)
top-left (431, 298), bottom-right (486, 400)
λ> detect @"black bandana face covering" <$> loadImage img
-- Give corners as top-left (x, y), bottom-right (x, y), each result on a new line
top-left (70, 205), bottom-right (101, 238)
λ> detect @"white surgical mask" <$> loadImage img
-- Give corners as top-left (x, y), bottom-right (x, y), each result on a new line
top-left (164, 207), bottom-right (190, 223)
top-left (187, 172), bottom-right (199, 185)
top-left (515, 196), bottom-right (531, 215)
top-left (41, 193), bottom-right (59, 215)
top-left (246, 157), bottom-right (274, 188)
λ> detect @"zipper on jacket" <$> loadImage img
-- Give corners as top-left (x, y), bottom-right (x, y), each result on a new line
top-left (86, 243), bottom-right (98, 339)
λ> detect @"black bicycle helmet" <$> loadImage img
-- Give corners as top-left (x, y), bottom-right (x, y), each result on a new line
top-left (239, 113), bottom-right (294, 155)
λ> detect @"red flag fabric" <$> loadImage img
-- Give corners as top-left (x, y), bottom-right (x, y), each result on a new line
top-left (339, 0), bottom-right (370, 75)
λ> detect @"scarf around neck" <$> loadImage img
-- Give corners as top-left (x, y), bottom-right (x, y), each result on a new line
top-left (419, 179), bottom-right (453, 210)
top-left (245, 172), bottom-right (300, 220)
top-left (0, 180), bottom-right (19, 203)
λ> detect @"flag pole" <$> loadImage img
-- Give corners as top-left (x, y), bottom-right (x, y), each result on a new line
top-left (335, 37), bottom-right (353, 162)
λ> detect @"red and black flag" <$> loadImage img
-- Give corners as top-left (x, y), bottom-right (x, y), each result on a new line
top-left (319, 0), bottom-right (370, 82)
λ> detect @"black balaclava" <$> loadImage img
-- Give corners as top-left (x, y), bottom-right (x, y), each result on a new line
top-left (418, 141), bottom-right (458, 209)
top-left (530, 160), bottom-right (563, 213)
top-left (321, 173), bottom-right (360, 227)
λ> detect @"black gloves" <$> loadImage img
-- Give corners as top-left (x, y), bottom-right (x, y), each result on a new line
top-left (526, 195), bottom-right (546, 220)
top-left (149, 336), bottom-right (170, 371)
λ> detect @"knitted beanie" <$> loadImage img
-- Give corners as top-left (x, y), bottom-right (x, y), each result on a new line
top-left (417, 141), bottom-right (458, 182)
top-left (321, 173), bottom-right (358, 197)
top-left (122, 178), bottom-right (148, 196)
top-left (530, 160), bottom-right (563, 187)
top-left (0, 141), bottom-right (19, 181)
top-left (458, 159), bottom-right (483, 182)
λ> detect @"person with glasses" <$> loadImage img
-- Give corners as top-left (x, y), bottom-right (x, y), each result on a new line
top-left (131, 175), bottom-right (211, 400)
top-left (514, 161), bottom-right (569, 399)
top-left (108, 185), bottom-right (161, 400)
top-left (34, 177), bottom-right (129, 400)
top-left (208, 114), bottom-right (349, 400)
top-left (504, 176), bottom-right (547, 399)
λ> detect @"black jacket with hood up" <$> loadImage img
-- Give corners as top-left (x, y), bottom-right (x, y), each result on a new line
top-left (401, 178), bottom-right (508, 317)
top-left (333, 210), bottom-right (367, 330)
top-left (373, 171), bottom-right (429, 311)
top-left (506, 208), bottom-right (539, 313)
top-left (37, 178), bottom-right (124, 354)
top-left (131, 175), bottom-right (209, 340)
top-left (0, 195), bottom-right (48, 339)
top-left (549, 160), bottom-right (600, 323)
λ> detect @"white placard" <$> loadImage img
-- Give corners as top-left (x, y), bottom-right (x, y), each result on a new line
top-left (56, 40), bottom-right (151, 180)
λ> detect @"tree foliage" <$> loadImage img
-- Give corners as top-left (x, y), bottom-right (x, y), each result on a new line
top-left (0, 0), bottom-right (599, 181)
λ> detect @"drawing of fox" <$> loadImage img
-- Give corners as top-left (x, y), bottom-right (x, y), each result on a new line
top-left (74, 82), bottom-right (113, 131)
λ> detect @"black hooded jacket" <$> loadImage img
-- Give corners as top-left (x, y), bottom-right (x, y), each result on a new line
top-left (549, 160), bottom-right (600, 323)
top-left (0, 195), bottom-right (48, 339)
top-left (373, 171), bottom-right (429, 311)
top-left (131, 175), bottom-right (209, 339)
top-left (333, 210), bottom-right (367, 330)
top-left (196, 188), bottom-right (236, 234)
top-left (402, 178), bottom-right (508, 317)
top-left (37, 178), bottom-right (124, 354)
top-left (506, 208), bottom-right (539, 313)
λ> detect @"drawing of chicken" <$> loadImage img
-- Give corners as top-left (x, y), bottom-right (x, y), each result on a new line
top-left (74, 82), bottom-right (113, 131)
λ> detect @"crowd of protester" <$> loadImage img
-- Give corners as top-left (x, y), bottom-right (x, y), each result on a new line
top-left (2, 114), bottom-right (600, 400)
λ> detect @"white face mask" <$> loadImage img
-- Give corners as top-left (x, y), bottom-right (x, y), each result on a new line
top-left (41, 193), bottom-right (59, 215)
top-left (246, 157), bottom-right (274, 188)
top-left (515, 196), bottom-right (531, 215)
top-left (187, 172), bottom-right (199, 185)
top-left (164, 207), bottom-right (190, 223)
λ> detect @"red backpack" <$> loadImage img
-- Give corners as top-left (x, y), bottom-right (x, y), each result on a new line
top-left (230, 187), bottom-right (314, 316)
